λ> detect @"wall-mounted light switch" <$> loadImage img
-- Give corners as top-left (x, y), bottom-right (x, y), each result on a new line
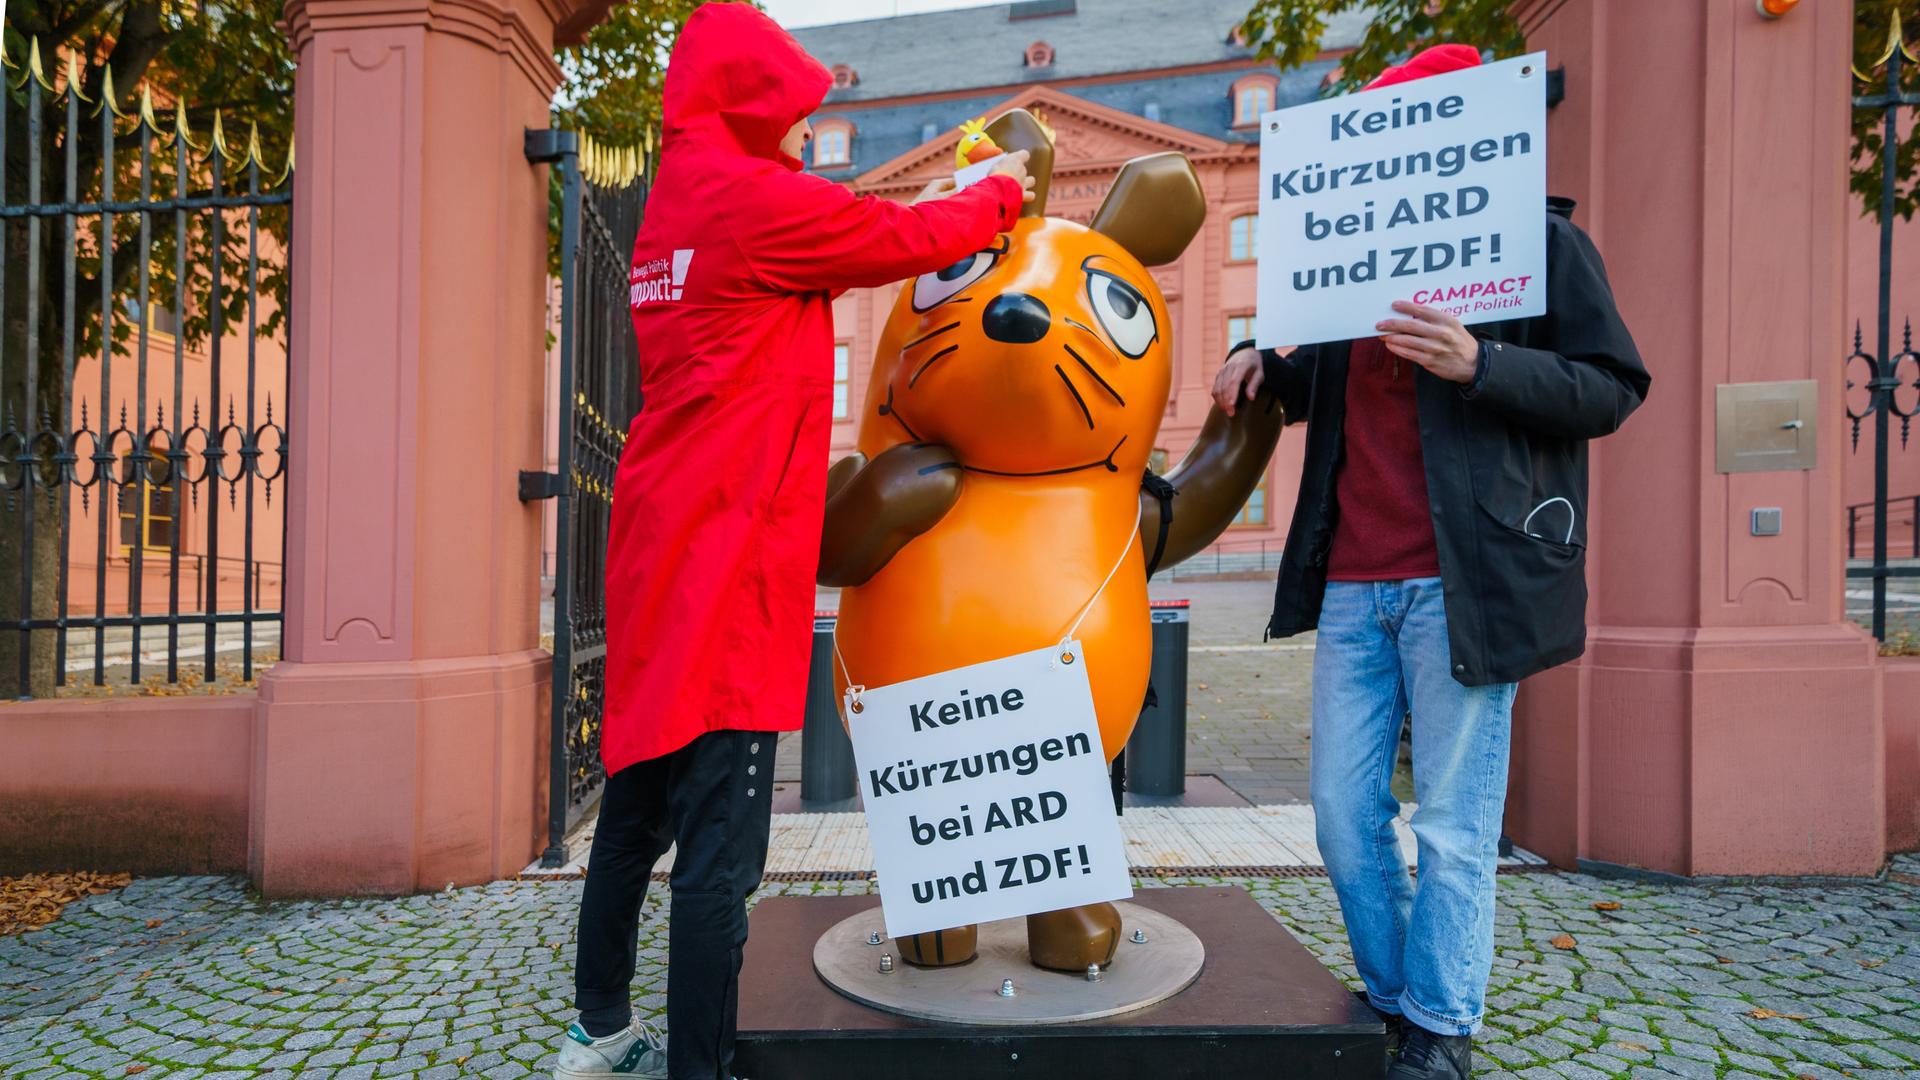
top-left (1751, 507), bottom-right (1783, 537)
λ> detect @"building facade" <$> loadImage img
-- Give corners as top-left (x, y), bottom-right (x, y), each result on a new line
top-left (791, 0), bottom-right (1367, 554)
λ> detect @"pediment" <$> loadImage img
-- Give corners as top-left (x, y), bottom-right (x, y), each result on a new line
top-left (854, 85), bottom-right (1232, 192)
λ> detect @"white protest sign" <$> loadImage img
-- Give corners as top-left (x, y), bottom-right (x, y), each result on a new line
top-left (1257, 52), bottom-right (1548, 347)
top-left (953, 154), bottom-right (1000, 191)
top-left (845, 641), bottom-right (1131, 939)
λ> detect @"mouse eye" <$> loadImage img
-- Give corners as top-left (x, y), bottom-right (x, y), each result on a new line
top-left (912, 246), bottom-right (1001, 312)
top-left (1085, 269), bottom-right (1157, 358)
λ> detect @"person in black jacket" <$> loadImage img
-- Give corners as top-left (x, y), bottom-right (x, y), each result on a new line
top-left (1211, 49), bottom-right (1649, 1080)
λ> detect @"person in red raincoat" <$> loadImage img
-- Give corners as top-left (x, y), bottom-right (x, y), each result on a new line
top-left (558, 5), bottom-right (1032, 1078)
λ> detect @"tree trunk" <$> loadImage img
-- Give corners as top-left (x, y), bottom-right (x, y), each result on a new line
top-left (0, 286), bottom-right (67, 702)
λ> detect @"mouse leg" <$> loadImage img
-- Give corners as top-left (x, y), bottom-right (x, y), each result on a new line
top-left (1026, 902), bottom-right (1122, 972)
top-left (896, 925), bottom-right (979, 967)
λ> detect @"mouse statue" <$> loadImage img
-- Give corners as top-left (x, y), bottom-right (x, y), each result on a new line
top-left (820, 109), bottom-right (1285, 974)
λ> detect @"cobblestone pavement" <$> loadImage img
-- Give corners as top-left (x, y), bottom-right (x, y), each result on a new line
top-left (3, 859), bottom-right (1917, 1079)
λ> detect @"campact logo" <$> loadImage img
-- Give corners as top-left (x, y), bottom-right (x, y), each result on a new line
top-left (630, 249), bottom-right (694, 306)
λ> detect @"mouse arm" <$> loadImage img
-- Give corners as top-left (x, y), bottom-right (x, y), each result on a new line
top-left (1139, 391), bottom-right (1286, 573)
top-left (818, 443), bottom-right (964, 588)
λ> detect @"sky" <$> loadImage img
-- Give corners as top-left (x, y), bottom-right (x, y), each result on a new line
top-left (762, 0), bottom-right (1010, 29)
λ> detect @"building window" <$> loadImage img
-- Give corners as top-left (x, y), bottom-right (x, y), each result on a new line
top-left (118, 460), bottom-right (177, 553)
top-left (1232, 75), bottom-right (1277, 127)
top-left (814, 122), bottom-right (852, 168)
top-left (1227, 314), bottom-right (1256, 347)
top-left (121, 297), bottom-right (181, 337)
top-left (830, 64), bottom-right (859, 89)
top-left (833, 342), bottom-right (852, 419)
top-left (1025, 41), bottom-right (1055, 68)
top-left (1232, 470), bottom-right (1269, 528)
top-left (1229, 213), bottom-right (1257, 261)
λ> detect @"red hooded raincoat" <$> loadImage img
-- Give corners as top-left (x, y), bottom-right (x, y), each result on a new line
top-left (602, 2), bottom-right (1023, 773)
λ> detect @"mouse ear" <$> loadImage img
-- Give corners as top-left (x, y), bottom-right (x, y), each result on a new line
top-left (1088, 152), bottom-right (1206, 266)
top-left (985, 109), bottom-right (1054, 218)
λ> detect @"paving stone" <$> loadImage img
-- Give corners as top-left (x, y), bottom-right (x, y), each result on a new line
top-left (2, 620), bottom-right (1916, 1079)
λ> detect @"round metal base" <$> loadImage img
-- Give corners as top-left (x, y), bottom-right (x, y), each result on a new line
top-left (812, 903), bottom-right (1204, 1026)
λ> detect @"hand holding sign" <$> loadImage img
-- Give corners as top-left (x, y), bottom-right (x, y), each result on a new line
top-left (1377, 300), bottom-right (1480, 384)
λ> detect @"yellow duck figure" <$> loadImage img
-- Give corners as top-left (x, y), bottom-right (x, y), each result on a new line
top-left (954, 117), bottom-right (1004, 170)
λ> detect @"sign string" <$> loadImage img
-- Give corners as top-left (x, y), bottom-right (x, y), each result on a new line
top-left (835, 503), bottom-right (1142, 716)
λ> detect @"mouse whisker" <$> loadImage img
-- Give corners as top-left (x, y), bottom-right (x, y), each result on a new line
top-left (1065, 345), bottom-right (1125, 406)
top-left (909, 345), bottom-right (959, 389)
top-left (901, 322), bottom-right (960, 352)
top-left (1054, 365), bottom-right (1095, 430)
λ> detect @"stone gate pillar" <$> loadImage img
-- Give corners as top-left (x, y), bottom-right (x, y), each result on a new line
top-left (1503, 0), bottom-right (1885, 876)
top-left (254, 0), bottom-right (613, 894)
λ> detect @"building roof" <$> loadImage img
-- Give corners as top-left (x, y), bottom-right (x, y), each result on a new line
top-left (789, 0), bottom-right (1370, 104)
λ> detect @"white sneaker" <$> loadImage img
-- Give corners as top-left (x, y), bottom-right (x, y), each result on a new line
top-left (553, 1016), bottom-right (668, 1079)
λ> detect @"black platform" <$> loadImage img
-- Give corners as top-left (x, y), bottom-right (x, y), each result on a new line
top-left (735, 886), bottom-right (1386, 1079)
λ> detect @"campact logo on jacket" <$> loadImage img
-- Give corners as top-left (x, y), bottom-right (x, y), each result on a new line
top-left (630, 249), bottom-right (695, 307)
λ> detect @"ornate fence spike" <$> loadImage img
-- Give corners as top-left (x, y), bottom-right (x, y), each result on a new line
top-left (24, 36), bottom-right (56, 92)
top-left (174, 98), bottom-right (201, 152)
top-left (139, 83), bottom-right (161, 135)
top-left (211, 109), bottom-right (233, 163)
top-left (63, 48), bottom-right (91, 102)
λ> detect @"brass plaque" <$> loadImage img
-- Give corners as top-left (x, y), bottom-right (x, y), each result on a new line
top-left (1715, 380), bottom-right (1818, 473)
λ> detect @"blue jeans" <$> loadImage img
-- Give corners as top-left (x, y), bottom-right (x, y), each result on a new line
top-left (1311, 578), bottom-right (1516, 1037)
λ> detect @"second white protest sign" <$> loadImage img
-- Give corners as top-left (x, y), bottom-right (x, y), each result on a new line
top-left (844, 641), bottom-right (1131, 940)
top-left (1257, 52), bottom-right (1548, 347)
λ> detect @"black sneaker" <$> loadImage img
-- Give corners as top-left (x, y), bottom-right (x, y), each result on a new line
top-left (1386, 1025), bottom-right (1473, 1079)
top-left (1353, 990), bottom-right (1406, 1065)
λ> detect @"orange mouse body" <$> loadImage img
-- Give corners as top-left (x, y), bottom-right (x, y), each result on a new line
top-left (835, 213), bottom-right (1165, 760)
top-left (819, 110), bottom-right (1285, 972)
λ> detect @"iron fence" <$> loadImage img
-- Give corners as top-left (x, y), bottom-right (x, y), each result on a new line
top-left (524, 129), bottom-right (648, 865)
top-left (1, 41), bottom-right (290, 698)
top-left (1846, 21), bottom-right (1920, 640)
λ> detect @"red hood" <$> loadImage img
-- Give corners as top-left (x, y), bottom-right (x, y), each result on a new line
top-left (661, 2), bottom-right (832, 171)
top-left (1364, 44), bottom-right (1483, 91)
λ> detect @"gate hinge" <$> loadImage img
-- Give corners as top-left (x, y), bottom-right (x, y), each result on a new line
top-left (524, 128), bottom-right (579, 165)
top-left (518, 470), bottom-right (567, 501)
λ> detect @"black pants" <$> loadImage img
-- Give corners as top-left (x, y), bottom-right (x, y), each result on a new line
top-left (575, 729), bottom-right (776, 1079)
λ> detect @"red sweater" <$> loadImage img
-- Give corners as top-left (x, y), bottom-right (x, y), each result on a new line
top-left (1326, 338), bottom-right (1441, 581)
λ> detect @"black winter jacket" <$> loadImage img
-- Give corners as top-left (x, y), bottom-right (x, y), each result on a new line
top-left (1252, 202), bottom-right (1650, 686)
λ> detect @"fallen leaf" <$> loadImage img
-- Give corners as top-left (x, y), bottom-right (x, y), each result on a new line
top-left (1549, 934), bottom-right (1577, 950)
top-left (1196, 682), bottom-right (1209, 690)
top-left (0, 872), bottom-right (133, 937)
top-left (1591, 901), bottom-right (1622, 911)
top-left (1716, 956), bottom-right (1735, 964)
top-left (1614, 1041), bottom-right (1648, 1052)
top-left (1749, 1008), bottom-right (1809, 1021)
top-left (1860, 959), bottom-right (1885, 969)
top-left (144, 918), bottom-right (164, 929)
top-left (126, 1067), bottom-right (148, 1075)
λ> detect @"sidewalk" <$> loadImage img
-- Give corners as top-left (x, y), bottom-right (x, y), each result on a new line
top-left (7, 582), bottom-right (1919, 1078)
top-left (2, 860), bottom-right (1916, 1079)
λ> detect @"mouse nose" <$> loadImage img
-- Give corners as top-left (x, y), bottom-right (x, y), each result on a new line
top-left (981, 292), bottom-right (1051, 344)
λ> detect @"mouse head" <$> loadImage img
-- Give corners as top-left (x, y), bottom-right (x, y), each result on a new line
top-left (866, 110), bottom-right (1207, 479)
